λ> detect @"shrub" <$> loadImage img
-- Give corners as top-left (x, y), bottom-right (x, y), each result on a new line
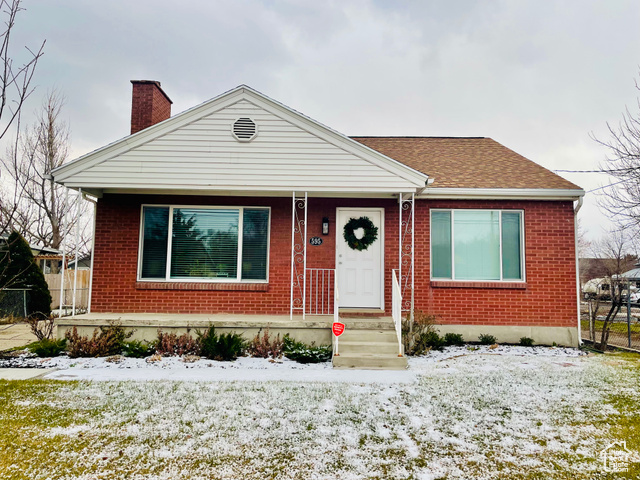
top-left (402, 309), bottom-right (439, 355)
top-left (156, 329), bottom-right (199, 356)
top-left (519, 336), bottom-right (534, 347)
top-left (65, 321), bottom-right (133, 358)
top-left (415, 330), bottom-right (445, 352)
top-left (198, 326), bottom-right (245, 361)
top-left (0, 231), bottom-right (52, 319)
top-left (247, 328), bottom-right (284, 359)
top-left (443, 332), bottom-right (465, 346)
top-left (283, 335), bottom-right (332, 363)
top-left (24, 316), bottom-right (56, 341)
top-left (122, 339), bottom-right (156, 358)
top-left (478, 333), bottom-right (497, 345)
top-left (28, 338), bottom-right (67, 357)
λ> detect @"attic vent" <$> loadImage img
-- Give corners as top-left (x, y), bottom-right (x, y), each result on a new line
top-left (232, 117), bottom-right (257, 142)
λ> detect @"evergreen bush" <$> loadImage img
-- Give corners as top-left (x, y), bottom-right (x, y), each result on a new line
top-left (198, 326), bottom-right (245, 361)
top-left (478, 333), bottom-right (497, 345)
top-left (28, 338), bottom-right (67, 357)
top-left (519, 336), bottom-right (534, 347)
top-left (283, 335), bottom-right (331, 363)
top-left (122, 339), bottom-right (157, 358)
top-left (443, 332), bottom-right (465, 346)
top-left (0, 231), bottom-right (52, 318)
top-left (414, 330), bottom-right (445, 352)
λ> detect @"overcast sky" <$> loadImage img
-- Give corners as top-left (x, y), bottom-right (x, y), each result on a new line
top-left (7, 0), bottom-right (640, 241)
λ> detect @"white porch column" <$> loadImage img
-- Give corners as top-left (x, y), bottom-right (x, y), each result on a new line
top-left (398, 193), bottom-right (402, 295)
top-left (302, 192), bottom-right (308, 319)
top-left (72, 188), bottom-right (82, 316)
top-left (87, 197), bottom-right (97, 313)
top-left (410, 192), bottom-right (415, 316)
top-left (58, 188), bottom-right (69, 317)
top-left (290, 191), bottom-right (308, 320)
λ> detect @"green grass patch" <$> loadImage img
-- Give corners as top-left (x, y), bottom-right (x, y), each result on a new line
top-left (581, 319), bottom-right (640, 335)
top-left (598, 352), bottom-right (640, 479)
top-left (1, 354), bottom-right (639, 479)
top-left (0, 380), bottom-right (103, 480)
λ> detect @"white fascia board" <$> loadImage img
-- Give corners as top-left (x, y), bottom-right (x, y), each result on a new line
top-left (417, 187), bottom-right (585, 201)
top-left (97, 188), bottom-right (402, 199)
top-left (62, 183), bottom-right (416, 195)
top-left (53, 85), bottom-right (428, 188)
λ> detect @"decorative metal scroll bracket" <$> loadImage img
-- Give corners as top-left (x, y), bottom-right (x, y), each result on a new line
top-left (290, 191), bottom-right (308, 319)
top-left (399, 192), bottom-right (415, 315)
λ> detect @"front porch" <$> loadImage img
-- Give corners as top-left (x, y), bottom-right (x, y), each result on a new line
top-left (288, 192), bottom-right (416, 322)
top-left (56, 192), bottom-right (415, 366)
top-left (55, 312), bottom-right (396, 346)
top-left (55, 311), bottom-right (408, 369)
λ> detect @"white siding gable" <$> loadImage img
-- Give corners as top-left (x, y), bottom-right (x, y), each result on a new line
top-left (54, 87), bottom-right (427, 195)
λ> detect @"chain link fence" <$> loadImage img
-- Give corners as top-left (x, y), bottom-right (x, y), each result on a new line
top-left (0, 288), bottom-right (32, 318)
top-left (581, 301), bottom-right (640, 350)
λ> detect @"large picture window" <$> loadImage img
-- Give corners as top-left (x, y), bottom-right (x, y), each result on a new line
top-left (431, 209), bottom-right (524, 281)
top-left (139, 206), bottom-right (270, 282)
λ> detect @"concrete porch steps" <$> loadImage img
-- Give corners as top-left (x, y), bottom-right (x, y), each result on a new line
top-left (332, 323), bottom-right (408, 370)
top-left (339, 308), bottom-right (386, 318)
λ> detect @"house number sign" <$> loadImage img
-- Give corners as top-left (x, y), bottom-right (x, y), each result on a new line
top-left (309, 237), bottom-right (323, 246)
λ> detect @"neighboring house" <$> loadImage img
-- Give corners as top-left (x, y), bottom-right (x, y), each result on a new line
top-left (51, 81), bottom-right (584, 366)
top-left (33, 247), bottom-right (63, 275)
top-left (67, 254), bottom-right (92, 270)
top-left (580, 256), bottom-right (638, 288)
top-left (0, 232), bottom-right (63, 274)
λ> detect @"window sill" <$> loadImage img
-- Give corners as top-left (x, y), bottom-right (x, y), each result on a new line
top-left (136, 282), bottom-right (269, 292)
top-left (430, 280), bottom-right (527, 289)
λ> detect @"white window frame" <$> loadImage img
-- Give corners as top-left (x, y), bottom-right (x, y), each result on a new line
top-left (430, 208), bottom-right (526, 282)
top-left (137, 204), bottom-right (271, 283)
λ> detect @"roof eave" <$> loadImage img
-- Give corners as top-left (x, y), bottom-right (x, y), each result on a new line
top-left (417, 187), bottom-right (585, 201)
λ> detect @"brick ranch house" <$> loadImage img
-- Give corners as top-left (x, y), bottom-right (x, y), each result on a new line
top-left (52, 81), bottom-right (584, 367)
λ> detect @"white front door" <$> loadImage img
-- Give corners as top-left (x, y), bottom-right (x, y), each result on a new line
top-left (336, 208), bottom-right (384, 309)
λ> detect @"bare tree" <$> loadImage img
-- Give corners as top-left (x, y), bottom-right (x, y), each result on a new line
top-left (0, 0), bottom-right (45, 316)
top-left (1, 91), bottom-right (90, 264)
top-left (0, 0), bottom-right (45, 237)
top-left (594, 72), bottom-right (640, 231)
top-left (588, 230), bottom-right (636, 350)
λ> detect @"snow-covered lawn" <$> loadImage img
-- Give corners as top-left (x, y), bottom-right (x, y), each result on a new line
top-left (1, 346), bottom-right (639, 479)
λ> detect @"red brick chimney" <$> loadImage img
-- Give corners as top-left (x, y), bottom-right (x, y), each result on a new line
top-left (130, 80), bottom-right (173, 134)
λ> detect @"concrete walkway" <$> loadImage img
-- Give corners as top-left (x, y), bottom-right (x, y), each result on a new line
top-left (0, 323), bottom-right (37, 351)
top-left (0, 368), bottom-right (56, 380)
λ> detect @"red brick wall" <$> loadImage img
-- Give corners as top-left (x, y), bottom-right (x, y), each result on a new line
top-left (92, 195), bottom-right (291, 314)
top-left (416, 200), bottom-right (577, 327)
top-left (130, 81), bottom-right (172, 134)
top-left (91, 195), bottom-right (577, 327)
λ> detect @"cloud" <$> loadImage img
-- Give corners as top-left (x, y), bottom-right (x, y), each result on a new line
top-left (6, 0), bottom-right (640, 238)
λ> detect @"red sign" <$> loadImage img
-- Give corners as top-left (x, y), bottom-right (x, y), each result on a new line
top-left (332, 322), bottom-right (345, 337)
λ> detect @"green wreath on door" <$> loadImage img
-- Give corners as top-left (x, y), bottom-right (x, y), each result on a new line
top-left (343, 216), bottom-right (378, 251)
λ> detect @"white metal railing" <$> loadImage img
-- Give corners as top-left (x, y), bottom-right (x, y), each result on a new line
top-left (305, 268), bottom-right (336, 316)
top-left (333, 272), bottom-right (339, 324)
top-left (333, 273), bottom-right (340, 356)
top-left (392, 269), bottom-right (403, 356)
